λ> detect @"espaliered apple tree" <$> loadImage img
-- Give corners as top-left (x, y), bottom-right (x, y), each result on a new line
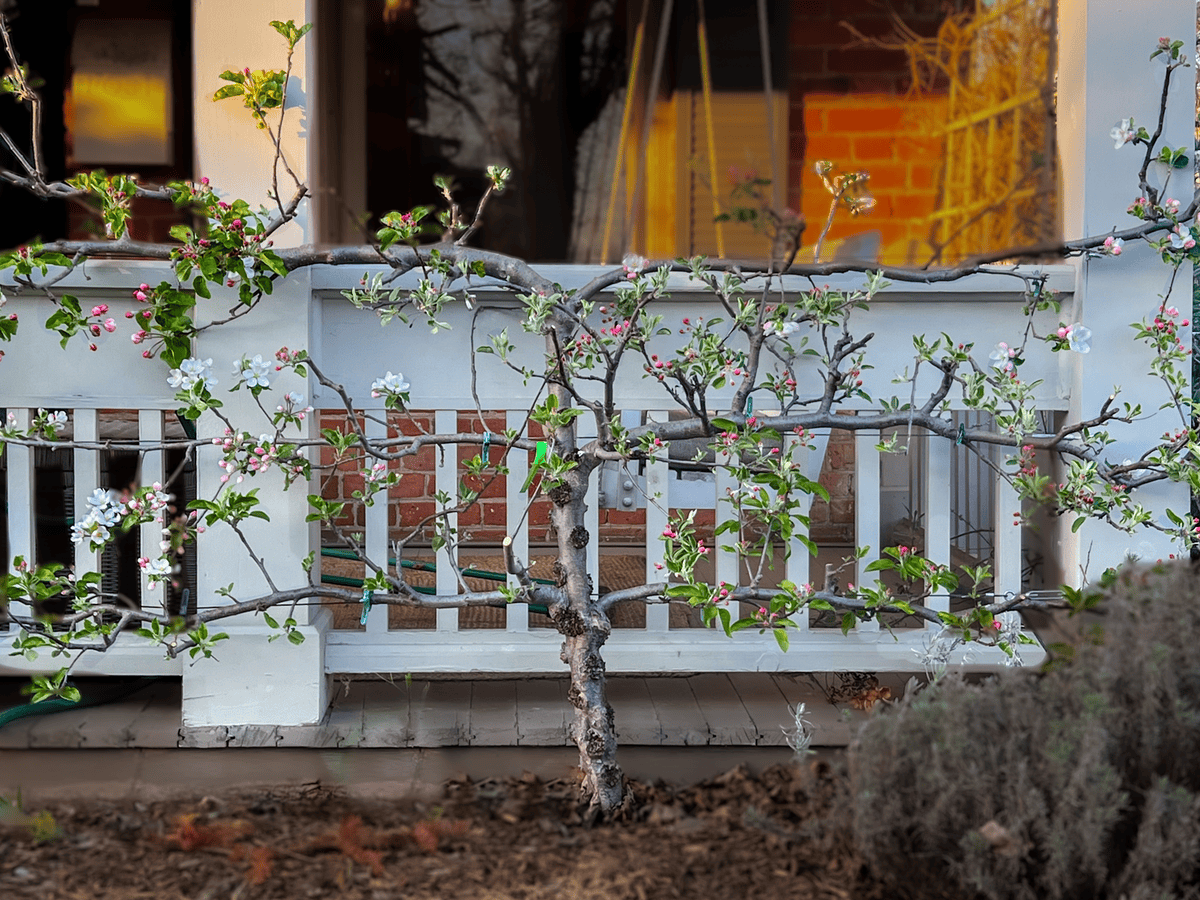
top-left (0, 21), bottom-right (1197, 815)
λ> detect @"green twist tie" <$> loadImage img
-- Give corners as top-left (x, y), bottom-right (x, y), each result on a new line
top-left (359, 589), bottom-right (373, 625)
top-left (521, 440), bottom-right (549, 492)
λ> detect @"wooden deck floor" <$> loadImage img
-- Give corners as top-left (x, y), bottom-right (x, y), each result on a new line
top-left (0, 673), bottom-right (917, 751)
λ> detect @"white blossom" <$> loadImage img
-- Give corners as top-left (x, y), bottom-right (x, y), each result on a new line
top-left (1110, 118), bottom-right (1135, 149)
top-left (1067, 323), bottom-right (1092, 353)
top-left (988, 341), bottom-right (1017, 372)
top-left (370, 371), bottom-right (410, 398)
top-left (168, 357), bottom-right (215, 391)
top-left (239, 354), bottom-right (271, 389)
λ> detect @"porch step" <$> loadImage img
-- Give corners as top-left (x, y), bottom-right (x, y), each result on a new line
top-left (0, 673), bottom-right (918, 751)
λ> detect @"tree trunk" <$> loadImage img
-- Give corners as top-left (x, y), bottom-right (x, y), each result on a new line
top-left (547, 448), bottom-right (626, 815)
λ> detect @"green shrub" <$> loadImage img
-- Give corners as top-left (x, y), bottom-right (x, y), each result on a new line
top-left (849, 561), bottom-right (1200, 900)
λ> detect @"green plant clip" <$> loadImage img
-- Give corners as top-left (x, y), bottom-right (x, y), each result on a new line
top-left (956, 423), bottom-right (966, 446)
top-left (746, 396), bottom-right (754, 417)
top-left (520, 440), bottom-right (549, 492)
top-left (359, 588), bottom-right (373, 625)
top-left (482, 432), bottom-right (491, 465)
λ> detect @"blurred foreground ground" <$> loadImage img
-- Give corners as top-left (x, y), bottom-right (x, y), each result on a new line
top-left (0, 764), bottom-right (878, 900)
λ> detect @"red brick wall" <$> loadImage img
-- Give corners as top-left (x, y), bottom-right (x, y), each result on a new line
top-left (319, 410), bottom-right (857, 551)
top-left (787, 0), bottom-right (952, 264)
top-left (800, 94), bottom-right (945, 264)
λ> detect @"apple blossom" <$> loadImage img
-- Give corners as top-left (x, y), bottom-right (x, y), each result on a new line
top-left (1170, 224), bottom-right (1196, 250)
top-left (1067, 323), bottom-right (1092, 353)
top-left (370, 371), bottom-right (410, 397)
top-left (1110, 118), bottom-right (1135, 149)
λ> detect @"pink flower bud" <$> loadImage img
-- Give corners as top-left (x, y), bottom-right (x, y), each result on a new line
top-left (103, 318), bottom-right (117, 333)
top-left (91, 304), bottom-right (108, 316)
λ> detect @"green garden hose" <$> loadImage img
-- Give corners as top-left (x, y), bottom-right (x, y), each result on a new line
top-left (319, 547), bottom-right (550, 615)
top-left (0, 676), bottom-right (160, 731)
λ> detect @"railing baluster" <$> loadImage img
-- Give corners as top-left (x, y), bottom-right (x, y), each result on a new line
top-left (578, 415), bottom-right (600, 610)
top-left (6, 409), bottom-right (35, 623)
top-left (714, 462), bottom-right (739, 628)
top-left (139, 410), bottom-right (164, 611)
top-left (644, 410), bottom-right (669, 632)
top-left (435, 409), bottom-right (458, 632)
top-left (364, 413), bottom-right (388, 633)
top-left (924, 430), bottom-right (952, 627)
top-left (855, 430), bottom-right (881, 633)
top-left (786, 428), bottom-right (830, 634)
top-left (505, 409), bottom-right (529, 632)
top-left (72, 408), bottom-right (101, 582)
top-left (992, 446), bottom-right (1022, 601)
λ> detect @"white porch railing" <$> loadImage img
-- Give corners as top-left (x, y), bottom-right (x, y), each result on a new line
top-left (0, 262), bottom-right (1078, 700)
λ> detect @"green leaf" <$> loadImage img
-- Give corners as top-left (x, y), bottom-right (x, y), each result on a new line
top-left (287, 630), bottom-right (306, 645)
top-left (258, 250), bottom-right (288, 278)
top-left (773, 627), bottom-right (789, 652)
top-left (212, 84), bottom-right (245, 102)
top-left (840, 613), bottom-right (856, 636)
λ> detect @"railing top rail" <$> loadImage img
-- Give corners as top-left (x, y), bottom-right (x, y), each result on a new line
top-left (0, 258), bottom-right (1077, 298)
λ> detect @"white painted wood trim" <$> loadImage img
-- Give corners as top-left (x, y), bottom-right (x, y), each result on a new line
top-left (644, 411), bottom-right (670, 632)
top-left (505, 409), bottom-right (529, 632)
top-left (138, 409), bottom-right (165, 612)
top-left (714, 464), bottom-right (739, 628)
top-left (992, 446), bottom-right (1022, 599)
top-left (435, 409), bottom-right (459, 632)
top-left (854, 430), bottom-right (881, 633)
top-left (578, 414), bottom-right (600, 602)
top-left (5, 409), bottom-right (34, 622)
top-left (325, 626), bottom-right (1041, 675)
top-left (72, 408), bottom-right (101, 581)
top-left (364, 414), bottom-right (388, 634)
top-left (924, 430), bottom-right (952, 621)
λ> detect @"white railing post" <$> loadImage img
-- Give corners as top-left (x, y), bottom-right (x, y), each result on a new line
top-left (72, 408), bottom-right (102, 583)
top-left (138, 410), bottom-right (165, 613)
top-left (578, 415), bottom-right (601, 608)
top-left (435, 409), bottom-right (459, 632)
top-left (714, 464), bottom-right (739, 628)
top-left (924, 430), bottom-right (952, 626)
top-left (505, 409), bottom-right (530, 632)
top-left (5, 409), bottom-right (35, 623)
top-left (786, 428), bottom-right (830, 634)
top-left (644, 411), bottom-right (670, 632)
top-left (854, 430), bottom-right (881, 633)
top-left (1057, 0), bottom-right (1194, 579)
top-left (992, 446), bottom-right (1023, 601)
top-left (363, 412), bottom-right (388, 634)
top-left (184, 269), bottom-right (328, 728)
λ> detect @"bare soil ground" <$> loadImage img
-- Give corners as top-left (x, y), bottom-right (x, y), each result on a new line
top-left (0, 763), bottom-right (885, 900)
